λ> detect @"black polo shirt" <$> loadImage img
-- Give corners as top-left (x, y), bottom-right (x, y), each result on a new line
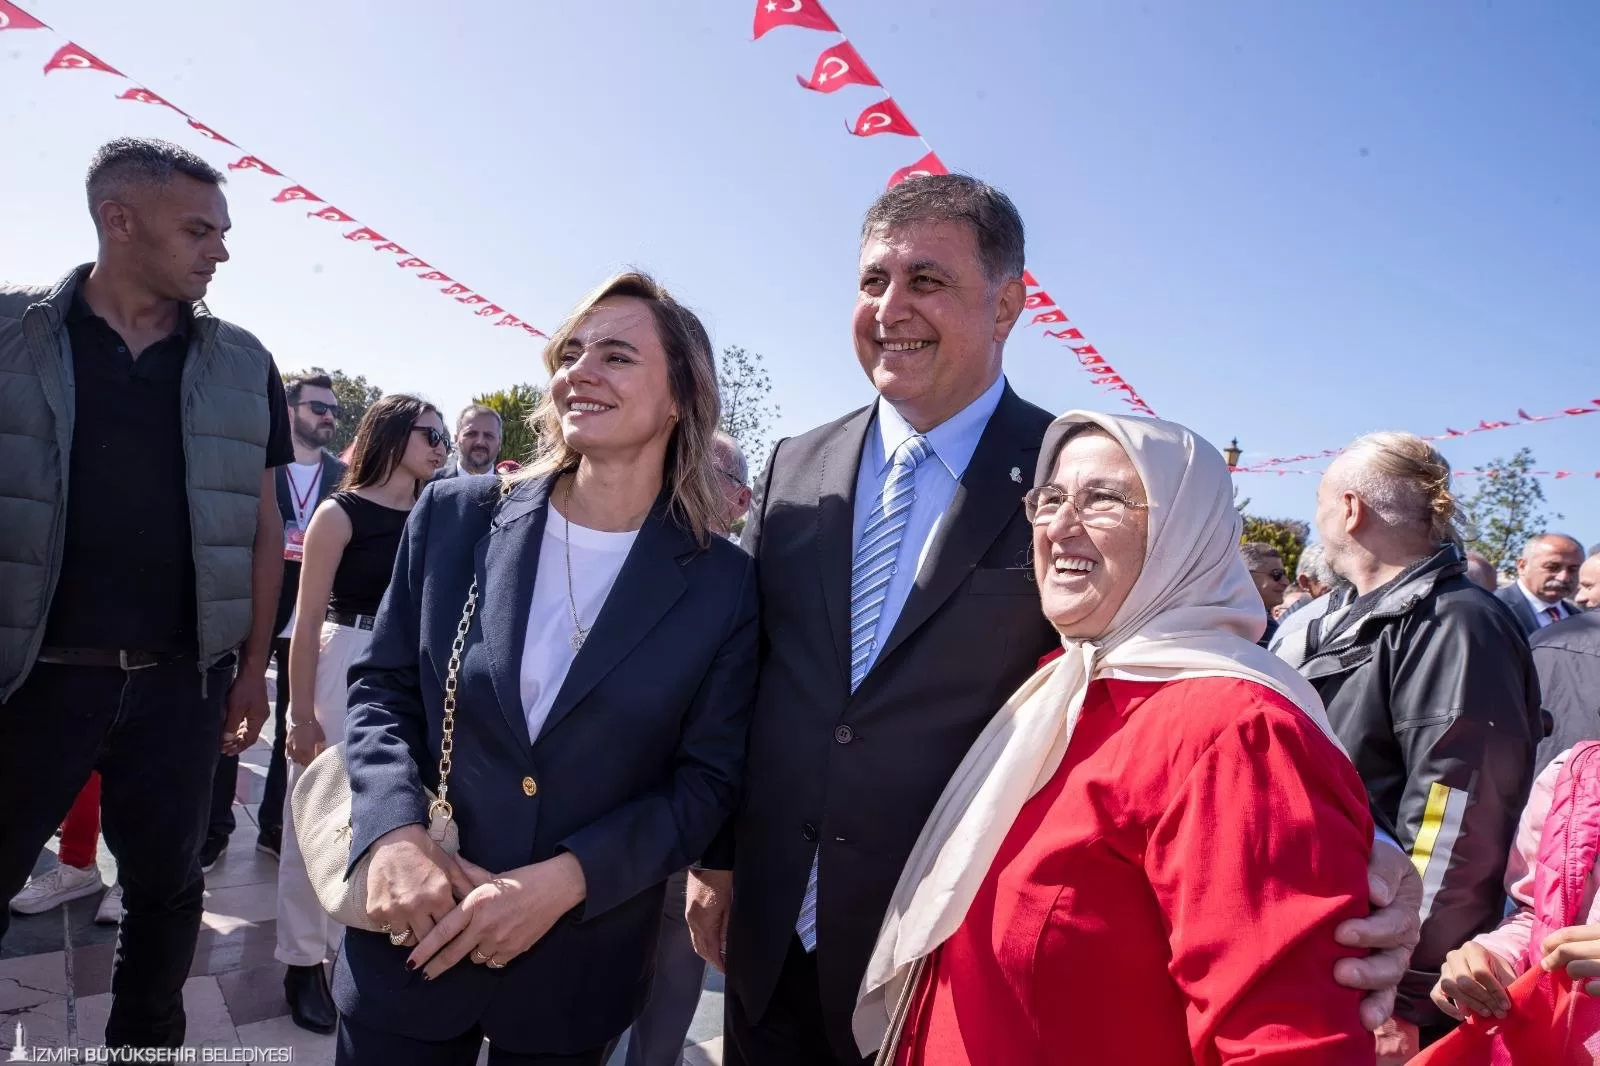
top-left (42, 289), bottom-right (294, 653)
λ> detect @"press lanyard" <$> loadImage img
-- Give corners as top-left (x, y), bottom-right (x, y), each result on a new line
top-left (285, 465), bottom-right (322, 527)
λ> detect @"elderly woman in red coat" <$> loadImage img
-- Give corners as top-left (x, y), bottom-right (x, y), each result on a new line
top-left (855, 411), bottom-right (1377, 1065)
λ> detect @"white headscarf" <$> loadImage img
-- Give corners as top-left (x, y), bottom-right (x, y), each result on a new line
top-left (852, 410), bottom-right (1344, 1056)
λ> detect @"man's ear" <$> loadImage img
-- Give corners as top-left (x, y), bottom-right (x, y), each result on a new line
top-left (992, 276), bottom-right (1027, 343)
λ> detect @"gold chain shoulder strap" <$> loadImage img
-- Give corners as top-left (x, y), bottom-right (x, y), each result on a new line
top-left (430, 579), bottom-right (478, 825)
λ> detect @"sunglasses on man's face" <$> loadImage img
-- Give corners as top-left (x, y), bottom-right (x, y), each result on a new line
top-left (295, 400), bottom-right (342, 418)
top-left (1254, 568), bottom-right (1289, 583)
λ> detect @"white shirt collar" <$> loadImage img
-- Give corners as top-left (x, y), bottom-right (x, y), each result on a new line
top-left (1517, 578), bottom-right (1566, 621)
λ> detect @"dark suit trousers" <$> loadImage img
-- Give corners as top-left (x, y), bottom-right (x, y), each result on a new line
top-left (724, 937), bottom-right (870, 1066)
top-left (336, 1011), bottom-right (607, 1066)
top-left (0, 659), bottom-right (230, 1046)
top-left (622, 869), bottom-right (707, 1066)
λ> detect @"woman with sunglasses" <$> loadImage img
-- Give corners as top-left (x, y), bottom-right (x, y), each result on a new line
top-left (276, 394), bottom-right (448, 1034)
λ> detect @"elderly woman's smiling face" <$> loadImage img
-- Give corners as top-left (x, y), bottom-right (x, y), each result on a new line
top-left (1030, 428), bottom-right (1150, 638)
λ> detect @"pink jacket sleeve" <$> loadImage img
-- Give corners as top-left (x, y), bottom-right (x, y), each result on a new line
top-left (1471, 752), bottom-right (1567, 973)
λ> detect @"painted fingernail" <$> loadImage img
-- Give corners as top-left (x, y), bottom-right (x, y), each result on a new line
top-left (404, 960), bottom-right (416, 971)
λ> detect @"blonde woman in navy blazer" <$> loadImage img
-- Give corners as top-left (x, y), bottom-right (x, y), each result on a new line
top-left (334, 273), bottom-right (757, 1065)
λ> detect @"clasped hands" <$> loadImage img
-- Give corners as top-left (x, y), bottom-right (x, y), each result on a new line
top-left (364, 824), bottom-right (587, 980)
top-left (1432, 924), bottom-right (1600, 1022)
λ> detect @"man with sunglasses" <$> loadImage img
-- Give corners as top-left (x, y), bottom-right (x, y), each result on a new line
top-left (1241, 541), bottom-right (1290, 647)
top-left (203, 374), bottom-right (347, 868)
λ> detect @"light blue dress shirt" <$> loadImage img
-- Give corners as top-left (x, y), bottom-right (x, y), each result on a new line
top-left (849, 373), bottom-right (1007, 679)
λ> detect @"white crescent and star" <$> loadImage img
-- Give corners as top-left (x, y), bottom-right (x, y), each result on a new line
top-left (818, 56), bottom-right (849, 82)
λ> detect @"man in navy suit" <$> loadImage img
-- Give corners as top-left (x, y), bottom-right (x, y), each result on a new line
top-left (1495, 533), bottom-right (1584, 638)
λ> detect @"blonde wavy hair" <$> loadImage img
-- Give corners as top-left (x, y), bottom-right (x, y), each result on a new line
top-left (1338, 431), bottom-right (1460, 544)
top-left (507, 272), bottom-right (723, 545)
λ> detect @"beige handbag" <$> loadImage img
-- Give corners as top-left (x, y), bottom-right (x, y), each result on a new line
top-left (289, 581), bottom-right (478, 932)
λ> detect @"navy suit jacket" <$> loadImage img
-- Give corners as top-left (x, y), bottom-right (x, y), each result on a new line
top-left (1496, 582), bottom-right (1582, 639)
top-left (334, 474), bottom-right (757, 1054)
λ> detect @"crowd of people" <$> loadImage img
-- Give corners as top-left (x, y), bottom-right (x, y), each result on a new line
top-left (1, 135), bottom-right (1597, 1065)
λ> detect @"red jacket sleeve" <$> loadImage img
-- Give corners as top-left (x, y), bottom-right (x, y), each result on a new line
top-left (1143, 693), bottom-right (1375, 1065)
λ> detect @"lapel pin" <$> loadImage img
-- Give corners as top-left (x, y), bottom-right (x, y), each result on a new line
top-left (1010, 466), bottom-right (1022, 484)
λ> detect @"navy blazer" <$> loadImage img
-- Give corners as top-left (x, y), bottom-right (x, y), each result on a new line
top-left (1496, 581), bottom-right (1582, 640)
top-left (333, 474), bottom-right (757, 1054)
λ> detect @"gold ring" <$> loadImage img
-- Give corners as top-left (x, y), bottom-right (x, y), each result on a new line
top-left (471, 948), bottom-right (492, 965)
top-left (379, 923), bottom-right (392, 935)
top-left (486, 957), bottom-right (506, 969)
top-left (388, 929), bottom-right (413, 947)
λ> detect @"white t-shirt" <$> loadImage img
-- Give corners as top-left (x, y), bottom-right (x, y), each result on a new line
top-left (519, 513), bottom-right (638, 743)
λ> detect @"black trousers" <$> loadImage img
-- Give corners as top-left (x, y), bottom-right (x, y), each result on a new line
top-left (621, 870), bottom-right (706, 1066)
top-left (724, 936), bottom-right (870, 1066)
top-left (208, 637), bottom-right (290, 844)
top-left (336, 1011), bottom-right (608, 1066)
top-left (0, 657), bottom-right (231, 1047)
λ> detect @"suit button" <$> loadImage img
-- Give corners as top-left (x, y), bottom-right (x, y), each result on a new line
top-left (802, 822), bottom-right (819, 842)
top-left (834, 725), bottom-right (854, 745)
top-left (522, 777), bottom-right (538, 797)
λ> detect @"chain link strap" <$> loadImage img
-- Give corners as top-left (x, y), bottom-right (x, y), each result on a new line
top-left (430, 579), bottom-right (478, 824)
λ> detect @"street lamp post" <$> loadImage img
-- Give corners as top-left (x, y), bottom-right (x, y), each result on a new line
top-left (1223, 438), bottom-right (1242, 469)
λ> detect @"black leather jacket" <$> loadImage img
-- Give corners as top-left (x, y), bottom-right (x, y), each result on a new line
top-left (1291, 543), bottom-right (1540, 1029)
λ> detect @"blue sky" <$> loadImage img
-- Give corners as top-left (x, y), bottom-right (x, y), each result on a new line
top-left (3, 0), bottom-right (1596, 541)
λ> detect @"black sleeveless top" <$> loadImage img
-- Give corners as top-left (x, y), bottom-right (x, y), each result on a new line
top-left (327, 491), bottom-right (409, 617)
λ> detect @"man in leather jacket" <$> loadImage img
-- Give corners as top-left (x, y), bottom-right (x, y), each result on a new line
top-left (1282, 431), bottom-right (1540, 1053)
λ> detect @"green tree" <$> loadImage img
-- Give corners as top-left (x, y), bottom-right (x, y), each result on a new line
top-left (1239, 515), bottom-right (1310, 579)
top-left (473, 383), bottom-right (545, 466)
top-left (718, 345), bottom-right (780, 465)
top-left (1462, 448), bottom-right (1560, 574)
top-left (288, 366), bottom-right (383, 454)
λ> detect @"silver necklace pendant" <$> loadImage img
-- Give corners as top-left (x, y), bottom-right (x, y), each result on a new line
top-left (570, 627), bottom-right (588, 652)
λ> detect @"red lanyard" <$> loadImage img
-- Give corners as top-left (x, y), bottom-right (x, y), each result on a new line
top-left (285, 466), bottom-right (321, 524)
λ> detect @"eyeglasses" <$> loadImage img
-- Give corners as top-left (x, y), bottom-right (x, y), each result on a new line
top-left (1253, 568), bottom-right (1289, 583)
top-left (714, 467), bottom-right (746, 489)
top-left (293, 400), bottom-right (342, 418)
top-left (1023, 484), bottom-right (1148, 529)
top-left (412, 426), bottom-right (452, 451)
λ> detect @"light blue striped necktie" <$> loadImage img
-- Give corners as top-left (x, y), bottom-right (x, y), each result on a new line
top-left (796, 432), bottom-right (932, 952)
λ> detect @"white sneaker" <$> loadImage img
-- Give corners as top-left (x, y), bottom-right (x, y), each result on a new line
top-left (94, 882), bottom-right (124, 925)
top-left (9, 863), bottom-right (104, 915)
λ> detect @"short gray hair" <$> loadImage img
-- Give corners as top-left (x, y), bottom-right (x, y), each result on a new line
top-left (85, 137), bottom-right (224, 229)
top-left (1331, 431), bottom-right (1458, 543)
top-left (1239, 542), bottom-right (1282, 571)
top-left (455, 404), bottom-right (502, 433)
top-left (711, 431), bottom-right (748, 486)
top-left (1520, 533), bottom-right (1583, 561)
top-left (861, 174), bottom-right (1025, 286)
top-left (1295, 544), bottom-right (1336, 588)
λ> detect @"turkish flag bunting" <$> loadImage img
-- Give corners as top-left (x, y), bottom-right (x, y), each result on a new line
top-left (229, 156), bottom-right (283, 176)
top-left (753, 0), bottom-right (838, 39)
top-left (475, 304), bottom-right (504, 318)
top-left (1042, 329), bottom-right (1076, 341)
top-left (520, 323), bottom-right (547, 339)
top-left (849, 97), bottom-right (918, 138)
top-left (1075, 353), bottom-right (1107, 367)
top-left (187, 119), bottom-right (235, 145)
top-left (273, 185), bottom-right (321, 204)
top-left (44, 43), bottom-right (121, 76)
top-left (395, 258), bottom-right (429, 269)
top-left (887, 151), bottom-right (947, 189)
top-left (1564, 407), bottom-right (1596, 416)
top-left (345, 227), bottom-right (385, 243)
top-left (1518, 409), bottom-right (1550, 421)
top-left (797, 41), bottom-right (878, 93)
top-left (118, 87), bottom-right (180, 111)
top-left (440, 283), bottom-right (471, 296)
top-left (1092, 375), bottom-right (1125, 386)
top-left (372, 242), bottom-right (408, 255)
top-left (1024, 291), bottom-right (1056, 310)
top-left (1478, 420), bottom-right (1512, 430)
top-left (1555, 471), bottom-right (1573, 479)
top-left (1071, 345), bottom-right (1100, 357)
top-left (308, 206), bottom-right (355, 222)
top-left (1022, 269), bottom-right (1039, 287)
top-left (1054, 327), bottom-right (1086, 340)
top-left (496, 315), bottom-right (523, 328)
top-left (1029, 309), bottom-right (1068, 326)
top-left (457, 294), bottom-right (489, 306)
top-left (418, 271), bottom-right (452, 282)
top-left (0, 1), bottom-right (47, 30)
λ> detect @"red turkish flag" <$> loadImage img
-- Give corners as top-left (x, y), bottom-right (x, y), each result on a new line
top-left (887, 151), bottom-right (947, 189)
top-left (0, 2), bottom-right (47, 30)
top-left (186, 119), bottom-right (235, 145)
top-left (345, 227), bottom-right (385, 244)
top-left (1074, 353), bottom-right (1107, 367)
top-left (440, 283), bottom-right (471, 296)
top-left (457, 294), bottom-right (489, 306)
top-left (395, 258), bottom-right (429, 269)
top-left (1071, 345), bottom-right (1100, 357)
top-left (308, 206), bottom-right (355, 222)
top-left (1024, 291), bottom-right (1056, 310)
top-left (372, 242), bottom-right (408, 255)
top-left (118, 87), bottom-right (181, 112)
top-left (44, 43), bottom-right (121, 76)
top-left (754, 0), bottom-right (838, 38)
top-left (475, 304), bottom-right (504, 318)
top-left (1564, 406), bottom-right (1596, 416)
top-left (1478, 419), bottom-right (1513, 430)
top-left (520, 323), bottom-right (547, 339)
top-left (1042, 329), bottom-right (1076, 341)
top-left (418, 271), bottom-right (452, 282)
top-left (496, 315), bottom-right (523, 328)
top-left (797, 41), bottom-right (878, 93)
top-left (849, 98), bottom-right (918, 138)
top-left (1517, 408), bottom-right (1550, 422)
top-left (273, 185), bottom-right (321, 204)
top-left (229, 156), bottom-right (283, 176)
top-left (1055, 327), bottom-right (1086, 340)
top-left (1029, 309), bottom-right (1068, 326)
top-left (1022, 269), bottom-right (1039, 287)
top-left (1555, 471), bottom-right (1573, 479)
top-left (1092, 375), bottom-right (1125, 386)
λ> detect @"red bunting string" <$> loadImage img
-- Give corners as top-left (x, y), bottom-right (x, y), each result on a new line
top-left (2, 1), bottom-right (545, 340)
top-left (1233, 399), bottom-right (1600, 472)
top-left (1235, 467), bottom-right (1600, 480)
top-left (751, 0), bottom-right (1157, 416)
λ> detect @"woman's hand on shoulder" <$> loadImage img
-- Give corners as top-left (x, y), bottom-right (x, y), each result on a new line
top-left (1432, 941), bottom-right (1516, 1020)
top-left (407, 852), bottom-right (588, 979)
top-left (364, 824), bottom-right (477, 951)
